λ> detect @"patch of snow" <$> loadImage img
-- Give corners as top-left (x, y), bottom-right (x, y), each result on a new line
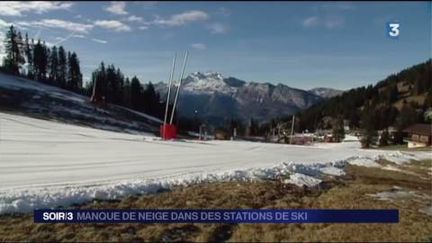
top-left (347, 156), bottom-right (381, 167)
top-left (319, 166), bottom-right (345, 176)
top-left (382, 165), bottom-right (427, 179)
top-left (370, 191), bottom-right (418, 201)
top-left (277, 161), bottom-right (346, 177)
top-left (284, 173), bottom-right (322, 187)
top-left (342, 134), bottom-right (359, 142)
top-left (381, 151), bottom-right (431, 165)
top-left (382, 165), bottom-right (403, 172)
top-left (419, 206), bottom-right (432, 216)
top-left (368, 187), bottom-right (430, 202)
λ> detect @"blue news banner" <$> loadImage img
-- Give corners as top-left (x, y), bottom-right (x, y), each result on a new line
top-left (34, 209), bottom-right (399, 224)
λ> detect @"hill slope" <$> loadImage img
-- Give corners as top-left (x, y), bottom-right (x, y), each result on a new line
top-left (0, 72), bottom-right (162, 134)
top-left (297, 59), bottom-right (432, 132)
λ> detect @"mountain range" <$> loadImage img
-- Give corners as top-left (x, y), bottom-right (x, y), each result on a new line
top-left (155, 72), bottom-right (342, 125)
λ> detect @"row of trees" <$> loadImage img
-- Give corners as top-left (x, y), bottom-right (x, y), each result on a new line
top-left (2, 25), bottom-right (82, 92)
top-left (85, 62), bottom-right (165, 119)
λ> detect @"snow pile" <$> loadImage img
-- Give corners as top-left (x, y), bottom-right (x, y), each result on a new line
top-left (284, 173), bottom-right (322, 187)
top-left (380, 151), bottom-right (420, 165)
top-left (419, 206), bottom-right (432, 216)
top-left (274, 161), bottom-right (346, 177)
top-left (0, 160), bottom-right (344, 214)
top-left (343, 134), bottom-right (360, 142)
top-left (345, 149), bottom-right (430, 168)
top-left (368, 186), bottom-right (430, 202)
top-left (346, 156), bottom-right (381, 167)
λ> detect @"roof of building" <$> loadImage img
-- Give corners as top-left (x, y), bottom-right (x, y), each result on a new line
top-left (403, 124), bottom-right (432, 136)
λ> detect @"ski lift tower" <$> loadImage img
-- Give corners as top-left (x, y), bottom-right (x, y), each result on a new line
top-left (160, 51), bottom-right (189, 140)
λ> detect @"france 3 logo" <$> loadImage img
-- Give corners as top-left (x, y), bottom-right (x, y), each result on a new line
top-left (386, 21), bottom-right (400, 39)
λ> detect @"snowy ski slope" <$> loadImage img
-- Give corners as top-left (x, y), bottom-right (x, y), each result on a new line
top-left (0, 72), bottom-right (162, 134)
top-left (0, 112), bottom-right (430, 213)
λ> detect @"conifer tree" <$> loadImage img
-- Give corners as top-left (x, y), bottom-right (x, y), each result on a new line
top-left (67, 52), bottom-right (82, 91)
top-left (332, 116), bottom-right (345, 142)
top-left (33, 40), bottom-right (48, 81)
top-left (130, 76), bottom-right (142, 111)
top-left (3, 25), bottom-right (24, 74)
top-left (48, 46), bottom-right (59, 84)
top-left (57, 46), bottom-right (67, 88)
top-left (24, 33), bottom-right (34, 78)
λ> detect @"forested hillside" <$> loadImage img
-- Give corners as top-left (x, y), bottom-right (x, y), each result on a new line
top-left (296, 59), bottom-right (432, 133)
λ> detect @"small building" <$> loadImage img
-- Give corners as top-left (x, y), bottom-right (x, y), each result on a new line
top-left (403, 124), bottom-right (432, 148)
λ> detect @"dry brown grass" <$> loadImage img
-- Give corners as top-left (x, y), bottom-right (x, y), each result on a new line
top-left (377, 144), bottom-right (432, 152)
top-left (0, 160), bottom-right (431, 242)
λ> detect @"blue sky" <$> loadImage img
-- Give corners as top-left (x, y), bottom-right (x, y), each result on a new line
top-left (0, 1), bottom-right (430, 90)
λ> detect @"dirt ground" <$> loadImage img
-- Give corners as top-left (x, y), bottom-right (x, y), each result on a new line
top-left (0, 159), bottom-right (431, 242)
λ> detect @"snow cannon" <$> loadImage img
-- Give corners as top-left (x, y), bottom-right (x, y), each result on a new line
top-left (160, 124), bottom-right (177, 140)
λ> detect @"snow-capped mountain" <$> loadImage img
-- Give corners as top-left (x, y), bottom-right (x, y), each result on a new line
top-left (155, 72), bottom-right (325, 124)
top-left (308, 87), bottom-right (343, 99)
top-left (181, 72), bottom-right (238, 95)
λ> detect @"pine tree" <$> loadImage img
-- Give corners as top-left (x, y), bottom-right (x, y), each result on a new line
top-left (247, 118), bottom-right (258, 136)
top-left (105, 64), bottom-right (117, 103)
top-left (57, 46), bottom-right (67, 88)
top-left (67, 52), bottom-right (82, 91)
top-left (130, 76), bottom-right (142, 111)
top-left (3, 25), bottom-right (24, 74)
top-left (48, 46), bottom-right (59, 84)
top-left (360, 104), bottom-right (378, 148)
top-left (32, 40), bottom-right (48, 81)
top-left (115, 68), bottom-right (125, 105)
top-left (395, 104), bottom-right (418, 130)
top-left (17, 31), bottom-right (25, 70)
top-left (123, 77), bottom-right (132, 107)
top-left (90, 62), bottom-right (106, 103)
top-left (66, 52), bottom-right (72, 88)
top-left (143, 82), bottom-right (159, 115)
top-left (24, 33), bottom-right (34, 78)
top-left (387, 84), bottom-right (398, 103)
top-left (379, 129), bottom-right (390, 147)
top-left (72, 52), bottom-right (82, 90)
top-left (332, 116), bottom-right (345, 142)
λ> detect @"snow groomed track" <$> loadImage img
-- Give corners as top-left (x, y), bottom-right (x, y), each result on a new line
top-left (0, 112), bottom-right (430, 213)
